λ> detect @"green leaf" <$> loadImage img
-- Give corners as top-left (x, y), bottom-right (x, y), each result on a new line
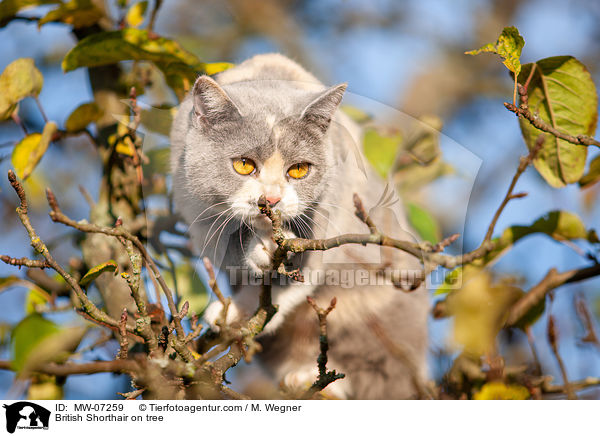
top-left (0, 0), bottom-right (60, 27)
top-left (518, 56), bottom-right (598, 187)
top-left (407, 202), bottom-right (440, 244)
top-left (38, 0), bottom-right (104, 29)
top-left (12, 121), bottom-right (57, 180)
top-left (466, 26), bottom-right (525, 76)
top-left (61, 29), bottom-right (207, 98)
top-left (125, 0), bottom-right (147, 27)
top-left (579, 155), bottom-right (600, 188)
top-left (0, 57), bottom-right (43, 120)
top-left (79, 260), bottom-right (118, 287)
top-left (478, 210), bottom-right (590, 266)
top-left (12, 314), bottom-right (85, 374)
top-left (483, 210), bottom-right (592, 267)
top-left (363, 128), bottom-right (402, 178)
top-left (62, 28), bottom-right (202, 72)
top-left (474, 382), bottom-right (530, 400)
top-left (11, 314), bottom-right (60, 372)
top-left (65, 102), bottom-right (103, 132)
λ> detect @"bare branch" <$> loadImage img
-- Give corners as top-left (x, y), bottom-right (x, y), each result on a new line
top-left (302, 297), bottom-right (345, 399)
top-left (506, 264), bottom-right (600, 327)
top-left (483, 135), bottom-right (543, 243)
top-left (7, 170), bottom-right (129, 332)
top-left (0, 255), bottom-right (50, 269)
top-left (45, 187), bottom-right (185, 348)
top-left (547, 315), bottom-right (576, 399)
top-left (504, 102), bottom-right (600, 149)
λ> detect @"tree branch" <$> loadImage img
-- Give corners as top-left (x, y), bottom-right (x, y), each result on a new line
top-left (506, 263), bottom-right (600, 327)
top-left (504, 102), bottom-right (600, 149)
top-left (302, 297), bottom-right (345, 399)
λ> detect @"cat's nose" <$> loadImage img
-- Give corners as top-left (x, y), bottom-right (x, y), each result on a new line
top-left (265, 196), bottom-right (281, 206)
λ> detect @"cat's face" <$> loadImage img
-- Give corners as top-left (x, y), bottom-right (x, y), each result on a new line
top-left (181, 76), bottom-right (346, 228)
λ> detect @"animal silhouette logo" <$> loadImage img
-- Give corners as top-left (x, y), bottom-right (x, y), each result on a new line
top-left (3, 402), bottom-right (50, 433)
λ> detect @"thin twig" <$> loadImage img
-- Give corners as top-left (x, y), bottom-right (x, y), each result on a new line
top-left (118, 388), bottom-right (145, 400)
top-left (302, 297), bottom-right (345, 399)
top-left (147, 0), bottom-right (163, 34)
top-left (45, 188), bottom-right (184, 346)
top-left (505, 103), bottom-right (600, 149)
top-left (7, 170), bottom-right (129, 332)
top-left (0, 359), bottom-right (138, 376)
top-left (547, 315), bottom-right (576, 399)
top-left (0, 255), bottom-right (50, 269)
top-left (574, 293), bottom-right (600, 349)
top-left (483, 134), bottom-right (543, 242)
top-left (506, 264), bottom-right (600, 327)
top-left (34, 96), bottom-right (49, 124)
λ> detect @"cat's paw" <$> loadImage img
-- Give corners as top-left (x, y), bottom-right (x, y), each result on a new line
top-left (246, 238), bottom-right (273, 274)
top-left (245, 229), bottom-right (297, 274)
top-left (203, 300), bottom-right (241, 332)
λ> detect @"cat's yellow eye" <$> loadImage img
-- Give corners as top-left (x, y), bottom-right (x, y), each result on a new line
top-left (287, 162), bottom-right (310, 179)
top-left (232, 158), bottom-right (256, 175)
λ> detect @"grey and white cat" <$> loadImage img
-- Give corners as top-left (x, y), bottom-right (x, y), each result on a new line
top-left (170, 53), bottom-right (429, 399)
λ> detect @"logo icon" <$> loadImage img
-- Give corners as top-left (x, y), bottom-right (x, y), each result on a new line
top-left (3, 402), bottom-right (50, 433)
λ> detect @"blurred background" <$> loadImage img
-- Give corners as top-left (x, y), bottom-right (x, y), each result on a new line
top-left (0, 0), bottom-right (599, 398)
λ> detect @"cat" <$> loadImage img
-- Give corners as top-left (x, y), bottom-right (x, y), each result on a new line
top-left (170, 53), bottom-right (429, 399)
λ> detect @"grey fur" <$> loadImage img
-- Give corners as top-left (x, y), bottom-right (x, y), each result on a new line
top-left (170, 53), bottom-right (429, 399)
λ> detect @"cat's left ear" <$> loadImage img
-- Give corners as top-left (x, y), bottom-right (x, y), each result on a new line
top-left (300, 83), bottom-right (347, 134)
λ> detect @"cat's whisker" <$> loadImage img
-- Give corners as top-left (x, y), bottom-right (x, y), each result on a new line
top-left (212, 212), bottom-right (238, 260)
top-left (302, 205), bottom-right (342, 234)
top-left (204, 211), bottom-right (235, 251)
top-left (202, 208), bottom-right (233, 250)
top-left (298, 211), bottom-right (328, 236)
top-left (188, 201), bottom-right (230, 229)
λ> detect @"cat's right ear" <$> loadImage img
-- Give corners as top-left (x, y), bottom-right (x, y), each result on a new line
top-left (192, 76), bottom-right (242, 126)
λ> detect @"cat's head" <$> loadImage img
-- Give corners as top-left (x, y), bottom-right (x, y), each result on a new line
top-left (180, 75), bottom-right (347, 227)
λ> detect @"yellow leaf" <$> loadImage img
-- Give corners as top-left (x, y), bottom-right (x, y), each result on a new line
top-left (447, 269), bottom-right (523, 357)
top-left (38, 0), bottom-right (104, 29)
top-left (0, 94), bottom-right (17, 120)
top-left (474, 382), bottom-right (530, 400)
top-left (125, 0), bottom-right (148, 27)
top-left (65, 102), bottom-right (103, 132)
top-left (11, 121), bottom-right (57, 179)
top-left (28, 379), bottom-right (63, 400)
top-left (0, 0), bottom-right (61, 25)
top-left (25, 287), bottom-right (52, 314)
top-left (79, 260), bottom-right (118, 287)
top-left (204, 62), bottom-right (234, 75)
top-left (466, 26), bottom-right (524, 76)
top-left (0, 58), bottom-right (43, 120)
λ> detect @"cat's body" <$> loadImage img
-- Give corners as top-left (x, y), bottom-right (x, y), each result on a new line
top-left (170, 53), bottom-right (429, 399)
